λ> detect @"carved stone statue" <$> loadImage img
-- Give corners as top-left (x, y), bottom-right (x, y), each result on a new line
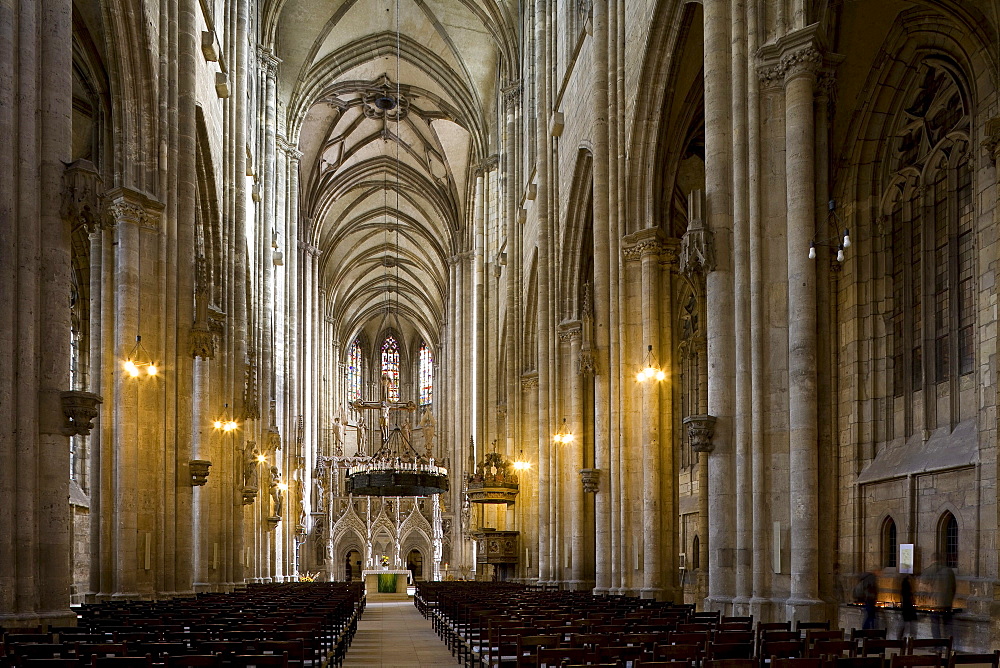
top-left (313, 458), bottom-right (328, 512)
top-left (269, 466), bottom-right (283, 516)
top-left (244, 447), bottom-right (260, 488)
top-left (331, 416), bottom-right (345, 455)
top-left (420, 408), bottom-right (436, 458)
top-left (356, 418), bottom-right (367, 455)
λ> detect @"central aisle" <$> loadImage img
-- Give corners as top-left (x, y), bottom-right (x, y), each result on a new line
top-left (342, 594), bottom-right (457, 667)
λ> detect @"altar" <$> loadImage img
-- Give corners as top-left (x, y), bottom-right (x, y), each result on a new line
top-left (362, 569), bottom-right (412, 594)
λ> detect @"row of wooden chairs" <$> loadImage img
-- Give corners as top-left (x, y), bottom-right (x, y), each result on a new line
top-left (0, 584), bottom-right (365, 668)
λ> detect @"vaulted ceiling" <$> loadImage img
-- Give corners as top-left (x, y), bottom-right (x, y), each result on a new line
top-left (267, 0), bottom-right (517, 351)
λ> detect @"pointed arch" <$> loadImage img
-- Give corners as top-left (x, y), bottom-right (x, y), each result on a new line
top-left (345, 337), bottom-right (364, 404)
top-left (418, 341), bottom-right (434, 406)
top-left (881, 516), bottom-right (898, 568)
top-left (380, 334), bottom-right (402, 402)
top-left (938, 511), bottom-right (959, 570)
top-left (558, 148), bottom-right (594, 321)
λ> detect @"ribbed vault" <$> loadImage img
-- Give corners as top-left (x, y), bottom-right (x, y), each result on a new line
top-left (267, 0), bottom-right (516, 352)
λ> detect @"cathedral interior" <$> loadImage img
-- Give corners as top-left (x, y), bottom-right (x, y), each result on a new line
top-left (3, 0), bottom-right (1000, 652)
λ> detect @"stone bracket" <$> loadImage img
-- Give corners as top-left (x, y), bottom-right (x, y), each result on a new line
top-left (242, 486), bottom-right (258, 505)
top-left (683, 414), bottom-right (718, 453)
top-left (190, 459), bottom-right (212, 486)
top-left (60, 391), bottom-right (103, 436)
top-left (61, 159), bottom-right (104, 232)
top-left (580, 468), bottom-right (601, 493)
top-left (266, 516), bottom-right (281, 531)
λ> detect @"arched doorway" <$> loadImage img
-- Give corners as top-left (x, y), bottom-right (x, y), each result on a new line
top-left (406, 549), bottom-right (423, 581)
top-left (345, 549), bottom-right (362, 581)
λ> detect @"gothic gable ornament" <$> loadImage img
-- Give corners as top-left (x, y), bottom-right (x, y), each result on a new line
top-left (679, 190), bottom-right (715, 276)
top-left (61, 160), bottom-right (104, 232)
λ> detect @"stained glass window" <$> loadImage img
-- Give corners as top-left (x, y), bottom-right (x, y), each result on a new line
top-left (381, 336), bottom-right (400, 402)
top-left (419, 342), bottom-right (433, 405)
top-left (346, 339), bottom-right (362, 404)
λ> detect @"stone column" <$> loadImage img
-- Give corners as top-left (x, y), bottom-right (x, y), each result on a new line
top-left (104, 189), bottom-right (164, 599)
top-left (590, 0), bottom-right (613, 596)
top-left (730, 0), bottom-right (753, 615)
top-left (521, 375), bottom-right (540, 581)
top-left (502, 79), bottom-right (521, 470)
top-left (747, 0), bottom-right (770, 621)
top-left (0, 0), bottom-right (74, 626)
top-left (703, 0), bottom-right (736, 611)
top-left (638, 231), bottom-right (665, 599)
top-left (565, 325), bottom-right (587, 589)
top-left (781, 35), bottom-right (823, 621)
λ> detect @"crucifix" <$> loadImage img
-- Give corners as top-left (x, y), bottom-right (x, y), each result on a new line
top-left (350, 373), bottom-right (416, 448)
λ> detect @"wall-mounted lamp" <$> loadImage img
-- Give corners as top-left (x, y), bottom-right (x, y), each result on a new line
top-left (635, 344), bottom-right (665, 382)
top-left (809, 200), bottom-right (850, 262)
top-left (123, 335), bottom-right (158, 378)
top-left (552, 418), bottom-right (575, 444)
top-left (213, 403), bottom-right (238, 432)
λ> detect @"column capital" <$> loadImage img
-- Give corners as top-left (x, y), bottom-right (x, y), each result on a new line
top-left (257, 47), bottom-right (281, 76)
top-left (621, 227), bottom-right (669, 262)
top-left (755, 24), bottom-right (839, 88)
top-left (501, 79), bottom-right (522, 106)
top-left (277, 136), bottom-right (303, 160)
top-left (475, 154), bottom-right (499, 176)
top-left (520, 373), bottom-right (538, 389)
top-left (557, 320), bottom-right (582, 342)
top-left (103, 187), bottom-right (164, 230)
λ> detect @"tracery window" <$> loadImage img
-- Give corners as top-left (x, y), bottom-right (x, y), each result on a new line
top-left (419, 342), bottom-right (433, 406)
top-left (882, 517), bottom-right (898, 568)
top-left (381, 336), bottom-right (400, 402)
top-left (346, 339), bottom-right (362, 404)
top-left (883, 61), bottom-right (974, 432)
top-left (940, 512), bottom-right (959, 570)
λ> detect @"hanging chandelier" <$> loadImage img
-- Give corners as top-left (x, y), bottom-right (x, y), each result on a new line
top-left (345, 419), bottom-right (449, 496)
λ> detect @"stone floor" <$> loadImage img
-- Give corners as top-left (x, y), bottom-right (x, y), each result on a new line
top-left (341, 593), bottom-right (458, 667)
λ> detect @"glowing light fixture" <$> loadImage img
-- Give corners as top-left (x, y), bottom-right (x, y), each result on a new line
top-left (122, 335), bottom-right (159, 378)
top-left (552, 418), bottom-right (575, 444)
top-left (213, 403), bottom-right (238, 432)
top-left (636, 344), bottom-right (665, 383)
